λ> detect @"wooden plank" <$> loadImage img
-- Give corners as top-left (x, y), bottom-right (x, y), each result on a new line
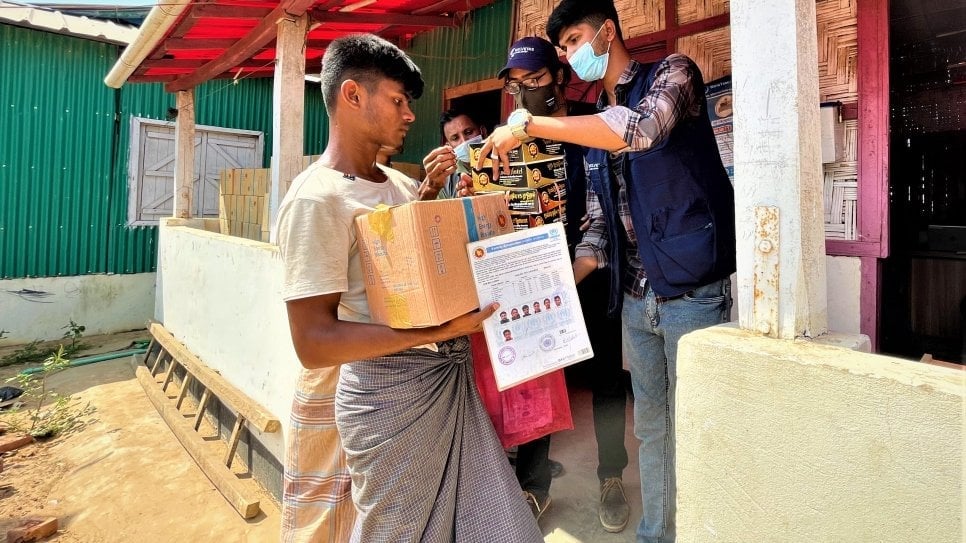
top-left (269, 14), bottom-right (308, 229)
top-left (161, 356), bottom-right (180, 393)
top-left (173, 89), bottom-right (195, 219)
top-left (134, 365), bottom-right (261, 519)
top-left (165, 0), bottom-right (316, 92)
top-left (310, 10), bottom-right (455, 27)
top-left (193, 388), bottom-right (211, 432)
top-left (443, 78), bottom-right (503, 101)
top-left (241, 169), bottom-right (255, 196)
top-left (0, 435), bottom-right (34, 453)
top-left (176, 373), bottom-right (193, 410)
top-left (149, 322), bottom-right (281, 433)
top-left (6, 516), bottom-right (58, 543)
top-left (150, 351), bottom-right (168, 377)
top-left (224, 415), bottom-right (246, 468)
top-left (254, 169), bottom-right (268, 195)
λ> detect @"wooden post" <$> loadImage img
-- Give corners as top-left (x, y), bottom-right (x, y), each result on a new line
top-left (267, 14), bottom-right (308, 235)
top-left (731, 0), bottom-right (828, 339)
top-left (173, 89), bottom-right (196, 219)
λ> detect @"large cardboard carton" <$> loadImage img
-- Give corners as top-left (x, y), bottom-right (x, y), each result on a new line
top-left (355, 192), bottom-right (513, 328)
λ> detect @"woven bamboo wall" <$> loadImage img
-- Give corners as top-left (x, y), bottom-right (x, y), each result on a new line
top-left (677, 0), bottom-right (730, 25)
top-left (823, 119), bottom-right (859, 240)
top-left (676, 26), bottom-right (732, 82)
top-left (816, 0), bottom-right (858, 239)
top-left (515, 0), bottom-right (663, 42)
top-left (816, 0), bottom-right (858, 103)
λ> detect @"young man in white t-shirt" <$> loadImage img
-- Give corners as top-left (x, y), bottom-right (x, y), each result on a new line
top-left (274, 34), bottom-right (542, 543)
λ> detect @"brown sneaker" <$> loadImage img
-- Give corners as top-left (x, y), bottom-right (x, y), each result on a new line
top-left (599, 477), bottom-right (629, 533)
top-left (523, 490), bottom-right (552, 521)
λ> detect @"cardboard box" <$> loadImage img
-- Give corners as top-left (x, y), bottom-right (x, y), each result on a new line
top-left (506, 188), bottom-right (539, 212)
top-left (471, 159), bottom-right (568, 192)
top-left (355, 192), bottom-right (513, 328)
top-left (527, 202), bottom-right (566, 228)
top-left (508, 201), bottom-right (568, 231)
top-left (536, 181), bottom-right (567, 212)
top-left (470, 138), bottom-right (565, 166)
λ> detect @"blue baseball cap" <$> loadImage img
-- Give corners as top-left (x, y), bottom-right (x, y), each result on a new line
top-left (498, 37), bottom-right (561, 79)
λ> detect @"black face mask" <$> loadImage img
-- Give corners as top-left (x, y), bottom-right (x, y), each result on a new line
top-left (515, 83), bottom-right (559, 116)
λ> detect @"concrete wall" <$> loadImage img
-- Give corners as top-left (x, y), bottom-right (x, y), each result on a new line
top-left (676, 324), bottom-right (963, 542)
top-left (0, 273), bottom-right (155, 345)
top-left (826, 255), bottom-right (861, 334)
top-left (155, 218), bottom-right (300, 462)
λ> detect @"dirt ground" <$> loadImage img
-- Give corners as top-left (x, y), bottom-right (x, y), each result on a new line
top-left (0, 331), bottom-right (641, 543)
top-left (0, 331), bottom-right (280, 542)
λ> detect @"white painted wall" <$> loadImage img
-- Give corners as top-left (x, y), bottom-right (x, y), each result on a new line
top-left (155, 218), bottom-right (300, 459)
top-left (826, 255), bottom-right (861, 334)
top-left (0, 273), bottom-right (155, 345)
top-left (676, 325), bottom-right (963, 542)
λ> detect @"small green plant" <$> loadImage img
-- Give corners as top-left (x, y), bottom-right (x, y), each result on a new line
top-left (0, 321), bottom-right (88, 367)
top-left (0, 339), bottom-right (43, 367)
top-left (61, 320), bottom-right (88, 358)
top-left (3, 346), bottom-right (95, 439)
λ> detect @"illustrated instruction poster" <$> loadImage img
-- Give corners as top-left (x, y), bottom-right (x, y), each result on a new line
top-left (705, 75), bottom-right (734, 182)
top-left (466, 223), bottom-right (593, 390)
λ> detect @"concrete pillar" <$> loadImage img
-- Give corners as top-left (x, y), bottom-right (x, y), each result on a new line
top-left (173, 89), bottom-right (196, 219)
top-left (268, 14), bottom-right (308, 233)
top-left (730, 0), bottom-right (828, 339)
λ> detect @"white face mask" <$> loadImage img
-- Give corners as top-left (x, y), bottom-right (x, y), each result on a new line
top-left (453, 134), bottom-right (483, 163)
top-left (569, 23), bottom-right (610, 82)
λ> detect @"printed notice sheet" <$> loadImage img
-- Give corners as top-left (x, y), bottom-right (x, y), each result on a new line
top-left (467, 223), bottom-right (594, 390)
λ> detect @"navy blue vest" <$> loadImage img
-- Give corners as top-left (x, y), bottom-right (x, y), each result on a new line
top-left (586, 59), bottom-right (736, 316)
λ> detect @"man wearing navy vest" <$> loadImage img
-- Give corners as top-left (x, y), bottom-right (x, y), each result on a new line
top-left (477, 1), bottom-right (736, 541)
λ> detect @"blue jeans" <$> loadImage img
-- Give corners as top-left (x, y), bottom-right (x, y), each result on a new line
top-left (622, 278), bottom-right (732, 543)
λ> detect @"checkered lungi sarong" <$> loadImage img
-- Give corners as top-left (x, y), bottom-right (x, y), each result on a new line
top-left (281, 367), bottom-right (355, 543)
top-left (336, 336), bottom-right (543, 543)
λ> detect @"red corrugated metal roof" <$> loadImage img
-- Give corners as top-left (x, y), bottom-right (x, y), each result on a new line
top-left (125, 0), bottom-right (496, 91)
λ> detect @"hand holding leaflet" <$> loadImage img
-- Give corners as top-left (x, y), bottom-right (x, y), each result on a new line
top-left (466, 223), bottom-right (594, 390)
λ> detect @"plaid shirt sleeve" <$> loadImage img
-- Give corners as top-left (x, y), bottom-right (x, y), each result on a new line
top-left (574, 176), bottom-right (609, 269)
top-left (596, 54), bottom-right (699, 152)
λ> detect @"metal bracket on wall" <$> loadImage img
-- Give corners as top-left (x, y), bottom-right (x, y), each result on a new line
top-left (753, 206), bottom-right (780, 338)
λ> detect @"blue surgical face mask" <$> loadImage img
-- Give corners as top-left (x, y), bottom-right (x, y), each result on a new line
top-left (569, 23), bottom-right (610, 82)
top-left (453, 134), bottom-right (483, 163)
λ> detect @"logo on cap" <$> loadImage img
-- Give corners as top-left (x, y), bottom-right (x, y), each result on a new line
top-left (510, 46), bottom-right (535, 58)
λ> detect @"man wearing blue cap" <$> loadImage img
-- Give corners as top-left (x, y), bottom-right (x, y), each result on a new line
top-left (498, 36), bottom-right (631, 533)
top-left (481, 1), bottom-right (737, 541)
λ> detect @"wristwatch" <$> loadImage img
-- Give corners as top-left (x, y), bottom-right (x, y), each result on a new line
top-left (507, 108), bottom-right (533, 142)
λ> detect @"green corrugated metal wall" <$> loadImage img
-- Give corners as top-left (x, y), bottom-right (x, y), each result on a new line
top-left (0, 23), bottom-right (329, 279)
top-left (399, 0), bottom-right (513, 164)
top-left (0, 0), bottom-right (507, 279)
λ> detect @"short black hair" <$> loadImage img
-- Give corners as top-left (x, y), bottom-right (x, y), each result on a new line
top-left (546, 0), bottom-right (623, 47)
top-left (320, 34), bottom-right (424, 113)
top-left (439, 108), bottom-right (482, 137)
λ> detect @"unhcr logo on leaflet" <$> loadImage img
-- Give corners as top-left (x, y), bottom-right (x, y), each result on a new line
top-left (428, 225), bottom-right (446, 275)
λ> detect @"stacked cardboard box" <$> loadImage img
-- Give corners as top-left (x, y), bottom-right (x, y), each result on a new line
top-left (355, 192), bottom-right (513, 328)
top-left (468, 139), bottom-right (568, 231)
top-left (218, 168), bottom-right (270, 242)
